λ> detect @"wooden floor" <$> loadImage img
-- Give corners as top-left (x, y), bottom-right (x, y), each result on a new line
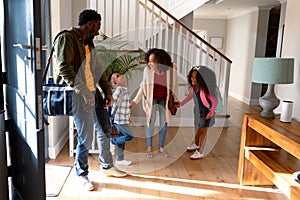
top-left (46, 96), bottom-right (288, 200)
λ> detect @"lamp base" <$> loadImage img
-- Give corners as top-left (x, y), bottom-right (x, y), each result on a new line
top-left (259, 84), bottom-right (280, 119)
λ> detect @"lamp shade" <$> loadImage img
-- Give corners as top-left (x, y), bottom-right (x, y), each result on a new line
top-left (252, 58), bottom-right (294, 84)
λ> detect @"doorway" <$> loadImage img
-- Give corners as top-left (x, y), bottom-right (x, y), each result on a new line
top-left (261, 5), bottom-right (281, 96)
top-left (1, 0), bottom-right (51, 199)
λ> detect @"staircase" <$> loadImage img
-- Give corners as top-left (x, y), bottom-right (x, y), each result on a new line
top-left (155, 0), bottom-right (210, 20)
top-left (88, 0), bottom-right (232, 125)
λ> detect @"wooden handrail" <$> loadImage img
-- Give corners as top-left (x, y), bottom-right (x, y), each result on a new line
top-left (139, 1), bottom-right (217, 61)
top-left (146, 0), bottom-right (232, 64)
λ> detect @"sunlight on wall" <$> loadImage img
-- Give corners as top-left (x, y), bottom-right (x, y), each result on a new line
top-left (15, 55), bottom-right (38, 159)
top-left (0, 0), bottom-right (2, 37)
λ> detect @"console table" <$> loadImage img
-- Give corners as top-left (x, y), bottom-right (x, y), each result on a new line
top-left (238, 113), bottom-right (300, 200)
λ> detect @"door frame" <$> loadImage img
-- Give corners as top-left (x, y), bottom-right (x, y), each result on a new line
top-left (2, 0), bottom-right (51, 199)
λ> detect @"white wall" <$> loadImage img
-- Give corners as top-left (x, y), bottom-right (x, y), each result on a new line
top-left (194, 0), bottom-right (300, 121)
top-left (275, 0), bottom-right (300, 121)
top-left (48, 0), bottom-right (300, 150)
top-left (71, 0), bottom-right (87, 26)
top-left (50, 0), bottom-right (72, 37)
top-left (48, 0), bottom-right (88, 159)
top-left (51, 0), bottom-right (87, 38)
top-left (48, 0), bottom-right (73, 159)
top-left (193, 18), bottom-right (227, 52)
top-left (225, 0), bottom-right (300, 122)
top-left (225, 11), bottom-right (258, 104)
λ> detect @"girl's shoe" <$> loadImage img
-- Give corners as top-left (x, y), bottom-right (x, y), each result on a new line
top-left (190, 150), bottom-right (204, 160)
top-left (187, 144), bottom-right (199, 151)
top-left (158, 148), bottom-right (169, 157)
top-left (146, 147), bottom-right (153, 158)
top-left (146, 150), bottom-right (153, 158)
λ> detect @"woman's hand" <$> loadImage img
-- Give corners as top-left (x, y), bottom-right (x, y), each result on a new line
top-left (174, 101), bottom-right (181, 108)
top-left (130, 101), bottom-right (137, 108)
top-left (206, 113), bottom-right (212, 120)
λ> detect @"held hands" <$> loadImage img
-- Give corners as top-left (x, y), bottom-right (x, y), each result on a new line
top-left (129, 118), bottom-right (136, 126)
top-left (130, 101), bottom-right (137, 108)
top-left (104, 94), bottom-right (112, 107)
top-left (174, 101), bottom-right (181, 108)
top-left (206, 113), bottom-right (212, 120)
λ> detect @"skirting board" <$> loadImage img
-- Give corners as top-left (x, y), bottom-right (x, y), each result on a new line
top-left (48, 130), bottom-right (69, 159)
top-left (131, 116), bottom-right (229, 127)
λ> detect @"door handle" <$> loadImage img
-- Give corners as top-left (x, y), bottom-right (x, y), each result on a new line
top-left (41, 45), bottom-right (48, 51)
top-left (13, 43), bottom-right (31, 49)
top-left (13, 44), bottom-right (48, 51)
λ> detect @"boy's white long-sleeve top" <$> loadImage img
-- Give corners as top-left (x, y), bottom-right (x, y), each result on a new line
top-left (132, 63), bottom-right (179, 126)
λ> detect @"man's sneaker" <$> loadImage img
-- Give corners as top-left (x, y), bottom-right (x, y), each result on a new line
top-left (101, 166), bottom-right (127, 177)
top-left (190, 150), bottom-right (204, 160)
top-left (292, 171), bottom-right (300, 182)
top-left (116, 160), bottom-right (132, 166)
top-left (110, 139), bottom-right (115, 156)
top-left (79, 175), bottom-right (94, 191)
top-left (187, 144), bottom-right (199, 151)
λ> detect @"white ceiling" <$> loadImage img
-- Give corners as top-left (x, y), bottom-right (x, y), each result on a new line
top-left (194, 0), bottom-right (282, 19)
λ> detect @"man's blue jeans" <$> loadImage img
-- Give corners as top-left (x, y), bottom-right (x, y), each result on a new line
top-left (112, 124), bottom-right (134, 161)
top-left (95, 101), bottom-right (114, 169)
top-left (146, 99), bottom-right (167, 147)
top-left (73, 93), bottom-right (113, 176)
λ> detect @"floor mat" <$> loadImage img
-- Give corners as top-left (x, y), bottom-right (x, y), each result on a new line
top-left (46, 165), bottom-right (72, 197)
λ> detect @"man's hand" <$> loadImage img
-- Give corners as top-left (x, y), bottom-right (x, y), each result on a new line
top-left (83, 92), bottom-right (95, 106)
top-left (104, 94), bottom-right (112, 107)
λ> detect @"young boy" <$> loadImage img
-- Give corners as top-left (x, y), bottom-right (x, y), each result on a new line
top-left (109, 73), bottom-right (134, 165)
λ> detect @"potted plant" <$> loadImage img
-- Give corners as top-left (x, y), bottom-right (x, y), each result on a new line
top-left (95, 34), bottom-right (145, 78)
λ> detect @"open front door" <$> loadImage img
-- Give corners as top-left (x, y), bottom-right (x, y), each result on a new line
top-left (2, 0), bottom-right (49, 199)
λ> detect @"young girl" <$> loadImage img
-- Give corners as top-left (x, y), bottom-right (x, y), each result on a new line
top-left (179, 66), bottom-right (218, 160)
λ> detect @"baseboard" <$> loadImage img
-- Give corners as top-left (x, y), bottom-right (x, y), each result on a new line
top-left (48, 130), bottom-right (69, 159)
top-left (131, 116), bottom-right (229, 127)
top-left (250, 98), bottom-right (259, 105)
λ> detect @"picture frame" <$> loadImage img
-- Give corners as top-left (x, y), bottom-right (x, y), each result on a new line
top-left (210, 36), bottom-right (223, 49)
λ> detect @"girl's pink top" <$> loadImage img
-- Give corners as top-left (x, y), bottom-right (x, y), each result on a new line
top-left (181, 88), bottom-right (218, 115)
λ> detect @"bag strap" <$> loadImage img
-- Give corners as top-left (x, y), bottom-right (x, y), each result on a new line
top-left (169, 63), bottom-right (174, 96)
top-left (42, 30), bottom-right (69, 83)
top-left (200, 90), bottom-right (210, 108)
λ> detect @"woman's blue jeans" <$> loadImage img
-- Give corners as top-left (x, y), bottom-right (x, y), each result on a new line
top-left (146, 99), bottom-right (167, 147)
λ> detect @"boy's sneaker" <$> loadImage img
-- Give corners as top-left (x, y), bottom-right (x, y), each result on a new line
top-left (190, 150), bottom-right (204, 160)
top-left (187, 144), bottom-right (199, 151)
top-left (110, 139), bottom-right (115, 156)
top-left (101, 166), bottom-right (127, 177)
top-left (116, 160), bottom-right (132, 166)
top-left (79, 175), bottom-right (94, 191)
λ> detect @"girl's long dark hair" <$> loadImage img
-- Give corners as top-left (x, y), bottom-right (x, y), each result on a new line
top-left (145, 48), bottom-right (172, 73)
top-left (187, 66), bottom-right (217, 97)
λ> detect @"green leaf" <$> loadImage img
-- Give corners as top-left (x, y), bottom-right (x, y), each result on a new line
top-left (95, 34), bottom-right (145, 78)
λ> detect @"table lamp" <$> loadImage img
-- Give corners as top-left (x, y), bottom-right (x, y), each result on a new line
top-left (252, 57), bottom-right (294, 119)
